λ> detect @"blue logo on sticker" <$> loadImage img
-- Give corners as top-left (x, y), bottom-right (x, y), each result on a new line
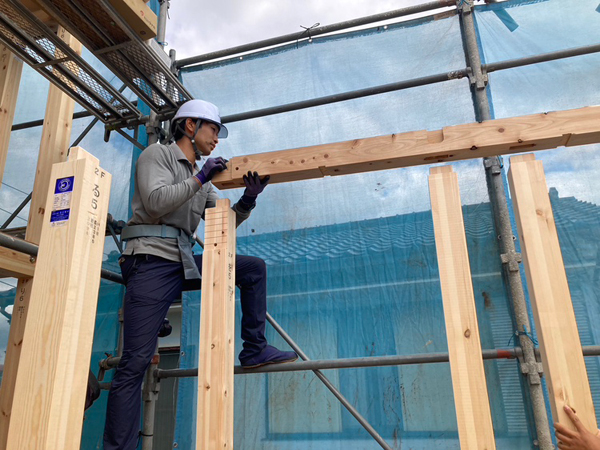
top-left (55, 176), bottom-right (74, 194)
top-left (50, 209), bottom-right (70, 223)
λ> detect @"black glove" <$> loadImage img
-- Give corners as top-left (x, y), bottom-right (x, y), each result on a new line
top-left (195, 157), bottom-right (228, 185)
top-left (239, 171), bottom-right (270, 209)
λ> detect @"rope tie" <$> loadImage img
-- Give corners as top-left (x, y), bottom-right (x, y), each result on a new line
top-left (508, 325), bottom-right (539, 347)
top-left (296, 23), bottom-right (320, 48)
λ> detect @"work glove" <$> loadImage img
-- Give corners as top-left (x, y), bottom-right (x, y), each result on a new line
top-left (195, 157), bottom-right (228, 186)
top-left (239, 171), bottom-right (270, 210)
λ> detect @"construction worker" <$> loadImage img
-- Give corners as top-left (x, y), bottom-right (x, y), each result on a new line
top-left (554, 405), bottom-right (600, 450)
top-left (103, 99), bottom-right (298, 449)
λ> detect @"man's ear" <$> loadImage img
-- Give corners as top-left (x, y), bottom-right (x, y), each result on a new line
top-left (185, 118), bottom-right (196, 134)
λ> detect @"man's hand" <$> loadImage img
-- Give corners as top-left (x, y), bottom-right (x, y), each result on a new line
top-left (238, 171), bottom-right (270, 210)
top-left (195, 157), bottom-right (228, 185)
top-left (243, 171), bottom-right (270, 199)
top-left (554, 405), bottom-right (600, 450)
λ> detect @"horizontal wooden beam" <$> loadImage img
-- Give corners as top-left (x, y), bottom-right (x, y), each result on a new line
top-left (0, 247), bottom-right (34, 279)
top-left (212, 105), bottom-right (600, 190)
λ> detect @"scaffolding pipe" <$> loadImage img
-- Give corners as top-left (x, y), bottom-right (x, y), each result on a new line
top-left (9, 42), bottom-right (600, 133)
top-left (220, 70), bottom-right (468, 124)
top-left (138, 6), bottom-right (171, 447)
top-left (458, 1), bottom-right (553, 448)
top-left (118, 345), bottom-right (600, 380)
top-left (484, 43), bottom-right (600, 73)
top-left (175, 0), bottom-right (456, 68)
top-left (0, 231), bottom-right (124, 284)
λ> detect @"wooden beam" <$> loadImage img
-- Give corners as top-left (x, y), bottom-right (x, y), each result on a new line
top-left (508, 154), bottom-right (597, 433)
top-left (428, 165), bottom-right (496, 450)
top-left (0, 27), bottom-right (82, 446)
top-left (213, 105), bottom-right (600, 189)
top-left (6, 147), bottom-right (111, 450)
top-left (0, 45), bottom-right (23, 186)
top-left (196, 199), bottom-right (236, 450)
top-left (107, 0), bottom-right (157, 39)
top-left (0, 246), bottom-right (34, 279)
top-left (20, 0), bottom-right (59, 30)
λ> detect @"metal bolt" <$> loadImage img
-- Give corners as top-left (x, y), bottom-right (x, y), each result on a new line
top-left (29, 256), bottom-right (36, 263)
top-left (173, 442), bottom-right (178, 448)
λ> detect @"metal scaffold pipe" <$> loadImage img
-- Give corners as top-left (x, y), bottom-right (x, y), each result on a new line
top-left (175, 0), bottom-right (456, 68)
top-left (458, 1), bottom-right (552, 448)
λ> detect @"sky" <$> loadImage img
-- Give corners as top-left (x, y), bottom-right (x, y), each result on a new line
top-left (164, 0), bottom-right (439, 60)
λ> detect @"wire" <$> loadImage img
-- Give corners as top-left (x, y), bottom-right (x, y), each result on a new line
top-left (1, 182), bottom-right (29, 196)
top-left (0, 206), bottom-right (27, 223)
top-left (0, 280), bottom-right (17, 288)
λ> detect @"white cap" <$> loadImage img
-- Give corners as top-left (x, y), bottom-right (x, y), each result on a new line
top-left (172, 99), bottom-right (228, 138)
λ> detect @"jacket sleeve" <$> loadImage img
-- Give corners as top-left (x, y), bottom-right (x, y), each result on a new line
top-left (136, 145), bottom-right (201, 218)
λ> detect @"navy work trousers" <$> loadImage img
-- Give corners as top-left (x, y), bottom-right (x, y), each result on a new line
top-left (103, 253), bottom-right (267, 450)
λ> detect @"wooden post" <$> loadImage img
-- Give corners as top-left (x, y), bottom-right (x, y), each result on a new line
top-left (5, 147), bottom-right (111, 449)
top-left (196, 199), bottom-right (236, 449)
top-left (508, 154), bottom-right (597, 432)
top-left (0, 44), bottom-right (23, 186)
top-left (428, 165), bottom-right (496, 450)
top-left (0, 27), bottom-right (82, 446)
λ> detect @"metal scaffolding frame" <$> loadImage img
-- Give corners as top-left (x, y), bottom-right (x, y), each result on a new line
top-left (2, 0), bottom-right (600, 449)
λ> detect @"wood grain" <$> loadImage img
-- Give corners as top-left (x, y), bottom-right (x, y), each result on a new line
top-left (429, 165), bottom-right (496, 450)
top-left (196, 199), bottom-right (237, 449)
top-left (508, 153), bottom-right (597, 433)
top-left (6, 147), bottom-right (111, 449)
top-left (213, 106), bottom-right (600, 189)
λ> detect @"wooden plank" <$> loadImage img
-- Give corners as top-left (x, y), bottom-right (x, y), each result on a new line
top-left (0, 246), bottom-right (34, 279)
top-left (428, 165), bottom-right (496, 450)
top-left (508, 153), bottom-right (597, 433)
top-left (212, 105), bottom-right (600, 189)
top-left (0, 27), bottom-right (82, 447)
top-left (107, 0), bottom-right (157, 39)
top-left (20, 0), bottom-right (59, 29)
top-left (196, 199), bottom-right (236, 450)
top-left (5, 147), bottom-right (111, 450)
top-left (0, 45), bottom-right (23, 186)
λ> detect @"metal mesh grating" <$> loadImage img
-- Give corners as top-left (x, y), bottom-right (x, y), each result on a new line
top-left (46, 0), bottom-right (108, 48)
top-left (0, 0), bottom-right (140, 123)
top-left (34, 0), bottom-right (192, 114)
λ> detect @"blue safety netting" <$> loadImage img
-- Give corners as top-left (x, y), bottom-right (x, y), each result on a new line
top-left (0, 0), bottom-right (599, 449)
top-left (170, 1), bottom-right (600, 449)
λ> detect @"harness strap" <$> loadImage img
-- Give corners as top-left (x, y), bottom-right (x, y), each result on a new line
top-left (121, 224), bottom-right (195, 244)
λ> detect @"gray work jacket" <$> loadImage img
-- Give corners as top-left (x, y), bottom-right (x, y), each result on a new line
top-left (122, 142), bottom-right (251, 279)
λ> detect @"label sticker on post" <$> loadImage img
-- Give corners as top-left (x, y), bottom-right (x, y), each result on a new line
top-left (50, 176), bottom-right (74, 227)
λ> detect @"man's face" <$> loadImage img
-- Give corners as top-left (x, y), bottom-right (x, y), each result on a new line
top-left (193, 121), bottom-right (220, 157)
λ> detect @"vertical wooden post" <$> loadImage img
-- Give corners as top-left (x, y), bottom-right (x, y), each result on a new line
top-left (0, 44), bottom-right (23, 186)
top-left (5, 147), bottom-right (111, 449)
top-left (0, 27), bottom-right (82, 446)
top-left (429, 165), bottom-right (496, 450)
top-left (508, 153), bottom-right (597, 432)
top-left (196, 199), bottom-right (237, 449)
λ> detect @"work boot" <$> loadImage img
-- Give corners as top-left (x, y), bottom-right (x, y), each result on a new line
top-left (240, 345), bottom-right (298, 369)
